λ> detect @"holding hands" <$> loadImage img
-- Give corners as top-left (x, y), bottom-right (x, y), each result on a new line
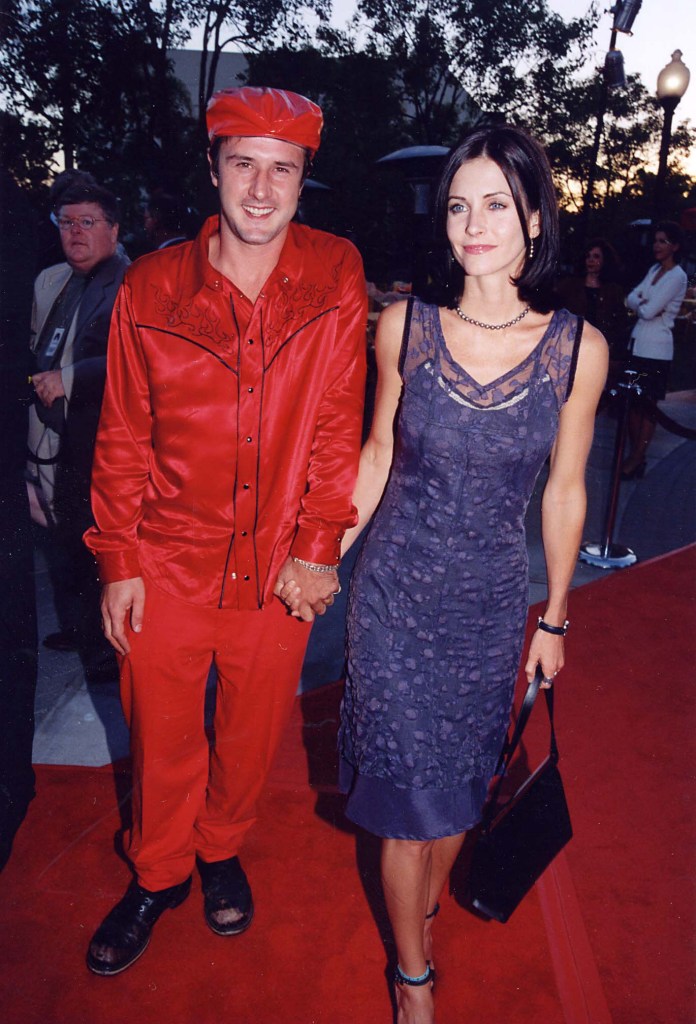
top-left (274, 556), bottom-right (340, 622)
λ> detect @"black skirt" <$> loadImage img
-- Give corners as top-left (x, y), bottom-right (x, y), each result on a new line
top-left (628, 355), bottom-right (670, 402)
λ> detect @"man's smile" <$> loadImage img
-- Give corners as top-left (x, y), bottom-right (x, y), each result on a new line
top-left (242, 204), bottom-right (275, 218)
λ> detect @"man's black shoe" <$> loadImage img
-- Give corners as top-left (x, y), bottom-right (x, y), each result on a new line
top-left (43, 627), bottom-right (111, 654)
top-left (86, 876), bottom-right (191, 976)
top-left (198, 855), bottom-right (254, 936)
top-left (43, 627), bottom-right (83, 652)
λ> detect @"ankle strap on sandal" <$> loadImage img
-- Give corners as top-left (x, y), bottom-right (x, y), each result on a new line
top-left (395, 963), bottom-right (434, 986)
top-left (425, 901), bottom-right (440, 920)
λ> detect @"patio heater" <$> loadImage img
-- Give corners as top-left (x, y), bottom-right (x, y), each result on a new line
top-left (376, 145), bottom-right (449, 296)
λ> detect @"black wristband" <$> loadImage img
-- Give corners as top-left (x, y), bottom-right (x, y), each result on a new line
top-left (537, 616), bottom-right (569, 636)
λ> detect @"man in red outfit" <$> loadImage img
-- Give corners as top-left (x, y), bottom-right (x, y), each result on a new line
top-left (84, 87), bottom-right (367, 975)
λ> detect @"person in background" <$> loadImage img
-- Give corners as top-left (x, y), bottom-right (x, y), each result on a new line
top-left (301, 124), bottom-right (607, 1024)
top-left (622, 221), bottom-right (688, 479)
top-left (143, 189), bottom-right (189, 250)
top-left (27, 182), bottom-right (129, 669)
top-left (555, 237), bottom-right (627, 360)
top-left (35, 170), bottom-right (99, 272)
top-left (83, 86), bottom-right (367, 977)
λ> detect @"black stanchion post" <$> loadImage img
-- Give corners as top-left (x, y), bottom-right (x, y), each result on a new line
top-left (579, 369), bottom-right (642, 569)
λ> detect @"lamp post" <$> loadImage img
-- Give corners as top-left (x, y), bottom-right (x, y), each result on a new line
top-left (653, 50), bottom-right (691, 219)
top-left (582, 1), bottom-right (641, 238)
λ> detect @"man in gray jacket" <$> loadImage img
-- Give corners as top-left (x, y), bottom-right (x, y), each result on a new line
top-left (27, 181), bottom-right (129, 663)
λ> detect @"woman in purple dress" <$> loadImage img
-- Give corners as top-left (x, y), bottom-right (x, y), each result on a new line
top-left (283, 125), bottom-right (608, 1023)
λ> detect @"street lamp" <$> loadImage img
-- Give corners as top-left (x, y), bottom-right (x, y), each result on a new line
top-left (582, 1), bottom-right (642, 234)
top-left (653, 50), bottom-right (691, 218)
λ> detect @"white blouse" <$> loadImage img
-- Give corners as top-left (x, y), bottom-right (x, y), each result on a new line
top-left (626, 263), bottom-right (688, 361)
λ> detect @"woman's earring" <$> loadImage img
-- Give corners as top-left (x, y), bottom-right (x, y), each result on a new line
top-left (528, 237), bottom-right (535, 261)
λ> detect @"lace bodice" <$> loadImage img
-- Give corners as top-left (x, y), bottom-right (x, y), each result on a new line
top-left (401, 301), bottom-right (581, 412)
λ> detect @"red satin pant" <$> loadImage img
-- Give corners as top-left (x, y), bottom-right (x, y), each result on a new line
top-left (118, 578), bottom-right (311, 891)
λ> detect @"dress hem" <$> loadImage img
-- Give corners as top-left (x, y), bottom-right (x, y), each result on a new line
top-left (339, 756), bottom-right (489, 841)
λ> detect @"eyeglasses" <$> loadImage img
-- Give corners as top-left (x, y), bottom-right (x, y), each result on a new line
top-left (56, 216), bottom-right (112, 232)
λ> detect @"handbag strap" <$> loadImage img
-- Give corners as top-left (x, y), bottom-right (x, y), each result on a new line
top-left (486, 667), bottom-right (560, 814)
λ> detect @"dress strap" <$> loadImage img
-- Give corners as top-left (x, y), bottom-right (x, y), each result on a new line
top-left (398, 297), bottom-right (416, 377)
top-left (564, 316), bottom-right (584, 402)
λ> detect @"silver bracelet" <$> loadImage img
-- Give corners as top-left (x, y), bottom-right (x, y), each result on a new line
top-left (292, 556), bottom-right (339, 574)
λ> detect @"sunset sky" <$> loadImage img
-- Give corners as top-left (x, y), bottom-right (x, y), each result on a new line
top-left (328, 0), bottom-right (695, 173)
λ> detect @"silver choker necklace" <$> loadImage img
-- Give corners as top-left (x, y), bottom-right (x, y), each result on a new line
top-left (454, 303), bottom-right (531, 331)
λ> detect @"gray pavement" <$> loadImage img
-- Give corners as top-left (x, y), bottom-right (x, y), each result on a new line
top-left (32, 391), bottom-right (696, 769)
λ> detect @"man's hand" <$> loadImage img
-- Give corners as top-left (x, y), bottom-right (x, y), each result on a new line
top-left (101, 577), bottom-right (146, 655)
top-left (32, 369), bottom-right (66, 407)
top-left (274, 557), bottom-right (340, 623)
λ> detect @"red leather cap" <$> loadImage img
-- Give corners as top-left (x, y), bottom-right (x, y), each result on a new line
top-left (206, 87), bottom-right (323, 156)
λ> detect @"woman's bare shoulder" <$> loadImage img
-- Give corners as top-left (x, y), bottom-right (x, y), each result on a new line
top-left (578, 320), bottom-right (609, 359)
top-left (374, 298), bottom-right (413, 360)
top-left (571, 320), bottom-right (609, 401)
top-left (377, 297), bottom-right (412, 332)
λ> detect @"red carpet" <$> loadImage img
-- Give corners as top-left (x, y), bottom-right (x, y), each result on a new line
top-left (1, 546), bottom-right (694, 1023)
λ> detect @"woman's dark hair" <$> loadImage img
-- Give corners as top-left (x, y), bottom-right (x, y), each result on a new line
top-left (655, 220), bottom-right (683, 259)
top-left (209, 136), bottom-right (313, 182)
top-left (583, 237), bottom-right (622, 284)
top-left (54, 182), bottom-right (119, 225)
top-left (433, 123), bottom-right (559, 311)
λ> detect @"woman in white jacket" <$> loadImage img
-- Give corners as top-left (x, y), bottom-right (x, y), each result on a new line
top-left (623, 221), bottom-right (687, 478)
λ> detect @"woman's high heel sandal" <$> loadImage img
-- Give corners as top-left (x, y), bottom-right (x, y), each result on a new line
top-left (394, 963), bottom-right (435, 987)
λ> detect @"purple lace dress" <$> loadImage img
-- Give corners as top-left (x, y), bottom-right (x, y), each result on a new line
top-left (339, 300), bottom-right (582, 839)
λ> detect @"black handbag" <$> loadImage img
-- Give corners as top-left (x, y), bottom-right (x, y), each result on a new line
top-left (468, 667), bottom-right (573, 923)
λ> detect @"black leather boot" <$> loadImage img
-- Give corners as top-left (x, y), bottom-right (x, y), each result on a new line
top-left (198, 855), bottom-right (254, 936)
top-left (86, 876), bottom-right (191, 975)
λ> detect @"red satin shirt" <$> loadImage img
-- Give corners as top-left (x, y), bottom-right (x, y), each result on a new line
top-left (85, 216), bottom-right (367, 610)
